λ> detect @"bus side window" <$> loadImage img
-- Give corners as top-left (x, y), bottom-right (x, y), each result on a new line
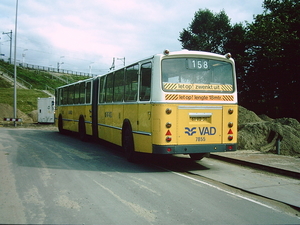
top-left (79, 82), bottom-right (85, 104)
top-left (68, 85), bottom-right (74, 104)
top-left (86, 82), bottom-right (92, 104)
top-left (113, 69), bottom-right (124, 102)
top-left (74, 83), bottom-right (80, 104)
top-left (99, 76), bottom-right (105, 103)
top-left (106, 73), bottom-right (114, 102)
top-left (62, 87), bottom-right (68, 105)
top-left (125, 64), bottom-right (138, 102)
top-left (140, 62), bottom-right (152, 101)
top-left (58, 88), bottom-right (63, 105)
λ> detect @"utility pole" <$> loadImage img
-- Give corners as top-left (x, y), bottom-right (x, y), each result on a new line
top-left (2, 30), bottom-right (12, 64)
top-left (13, 0), bottom-right (19, 127)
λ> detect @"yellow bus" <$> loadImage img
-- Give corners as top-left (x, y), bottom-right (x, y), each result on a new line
top-left (55, 50), bottom-right (238, 162)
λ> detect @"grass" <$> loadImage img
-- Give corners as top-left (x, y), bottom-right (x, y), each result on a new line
top-left (0, 88), bottom-right (50, 114)
top-left (0, 60), bottom-right (90, 115)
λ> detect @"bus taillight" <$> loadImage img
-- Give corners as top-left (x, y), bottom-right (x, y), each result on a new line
top-left (228, 135), bottom-right (233, 141)
top-left (166, 136), bottom-right (172, 142)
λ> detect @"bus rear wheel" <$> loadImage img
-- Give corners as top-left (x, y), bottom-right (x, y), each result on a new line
top-left (189, 153), bottom-right (206, 161)
top-left (122, 123), bottom-right (137, 162)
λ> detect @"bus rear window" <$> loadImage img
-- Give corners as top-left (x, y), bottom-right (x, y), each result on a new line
top-left (162, 58), bottom-right (234, 93)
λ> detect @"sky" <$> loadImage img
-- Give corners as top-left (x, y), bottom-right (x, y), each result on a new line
top-left (0, 0), bottom-right (264, 75)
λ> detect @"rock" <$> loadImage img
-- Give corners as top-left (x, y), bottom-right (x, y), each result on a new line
top-left (238, 106), bottom-right (300, 157)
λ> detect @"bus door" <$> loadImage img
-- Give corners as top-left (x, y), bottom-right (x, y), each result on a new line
top-left (177, 105), bottom-right (223, 145)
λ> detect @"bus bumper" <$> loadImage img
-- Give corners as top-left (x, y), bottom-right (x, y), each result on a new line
top-left (152, 143), bottom-right (237, 154)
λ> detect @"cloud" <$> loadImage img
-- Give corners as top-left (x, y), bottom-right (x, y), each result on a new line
top-left (0, 0), bottom-right (264, 73)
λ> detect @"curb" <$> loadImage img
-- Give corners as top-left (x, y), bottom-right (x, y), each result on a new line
top-left (209, 154), bottom-right (300, 179)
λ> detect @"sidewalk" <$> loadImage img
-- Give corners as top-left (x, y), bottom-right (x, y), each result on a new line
top-left (210, 150), bottom-right (300, 179)
top-left (208, 151), bottom-right (300, 209)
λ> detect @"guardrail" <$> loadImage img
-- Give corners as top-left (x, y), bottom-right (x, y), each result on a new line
top-left (20, 63), bottom-right (95, 77)
top-left (0, 65), bottom-right (33, 89)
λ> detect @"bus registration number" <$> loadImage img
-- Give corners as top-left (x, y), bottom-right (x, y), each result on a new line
top-left (196, 137), bottom-right (206, 142)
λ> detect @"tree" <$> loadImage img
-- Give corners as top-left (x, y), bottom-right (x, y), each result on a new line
top-left (179, 9), bottom-right (232, 54)
top-left (179, 8), bottom-right (248, 100)
top-left (242, 0), bottom-right (300, 120)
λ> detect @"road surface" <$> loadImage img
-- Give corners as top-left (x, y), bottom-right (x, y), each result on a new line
top-left (0, 128), bottom-right (299, 224)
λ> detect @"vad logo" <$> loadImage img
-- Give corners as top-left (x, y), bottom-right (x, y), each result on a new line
top-left (185, 127), bottom-right (197, 136)
top-left (185, 127), bottom-right (217, 136)
top-left (198, 127), bottom-right (216, 135)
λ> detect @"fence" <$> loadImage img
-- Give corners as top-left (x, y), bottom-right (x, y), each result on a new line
top-left (20, 63), bottom-right (95, 77)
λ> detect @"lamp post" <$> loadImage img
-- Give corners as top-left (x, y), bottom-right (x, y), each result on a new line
top-left (57, 56), bottom-right (64, 72)
top-left (22, 48), bottom-right (28, 66)
top-left (117, 57), bottom-right (125, 67)
top-left (89, 62), bottom-right (94, 77)
top-left (13, 0), bottom-right (19, 127)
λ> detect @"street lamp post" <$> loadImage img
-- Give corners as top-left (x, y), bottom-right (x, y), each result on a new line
top-left (57, 56), bottom-right (64, 72)
top-left (13, 0), bottom-right (19, 127)
top-left (89, 62), bottom-right (94, 77)
top-left (22, 48), bottom-right (28, 66)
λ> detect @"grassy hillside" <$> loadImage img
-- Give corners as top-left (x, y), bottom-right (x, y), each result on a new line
top-left (0, 88), bottom-right (50, 114)
top-left (0, 60), bottom-right (89, 115)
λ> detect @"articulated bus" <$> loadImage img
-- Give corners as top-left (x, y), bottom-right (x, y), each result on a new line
top-left (55, 50), bottom-right (238, 162)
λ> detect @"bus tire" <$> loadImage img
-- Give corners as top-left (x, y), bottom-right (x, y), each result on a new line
top-left (58, 114), bottom-right (66, 134)
top-left (189, 153), bottom-right (206, 161)
top-left (122, 121), bottom-right (137, 163)
top-left (79, 116), bottom-right (88, 141)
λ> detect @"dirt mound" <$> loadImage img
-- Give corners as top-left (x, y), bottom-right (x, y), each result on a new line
top-left (0, 103), bottom-right (33, 123)
top-left (238, 106), bottom-right (300, 157)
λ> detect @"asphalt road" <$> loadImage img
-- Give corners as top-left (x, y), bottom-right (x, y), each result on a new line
top-left (0, 128), bottom-right (299, 224)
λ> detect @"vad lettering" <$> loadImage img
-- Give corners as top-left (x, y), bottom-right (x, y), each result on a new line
top-left (198, 127), bottom-right (216, 135)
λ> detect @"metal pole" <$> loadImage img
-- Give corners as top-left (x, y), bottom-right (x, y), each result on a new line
top-left (2, 30), bottom-right (12, 64)
top-left (13, 0), bottom-right (19, 127)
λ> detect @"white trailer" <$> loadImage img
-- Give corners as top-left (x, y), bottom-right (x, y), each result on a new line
top-left (38, 97), bottom-right (55, 123)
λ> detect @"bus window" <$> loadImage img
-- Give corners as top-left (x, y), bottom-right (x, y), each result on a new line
top-left (125, 64), bottom-right (138, 102)
top-left (79, 82), bottom-right (85, 104)
top-left (74, 83), bottom-right (80, 104)
top-left (62, 87), bottom-right (67, 105)
top-left (162, 58), bottom-right (234, 93)
top-left (68, 85), bottom-right (74, 104)
top-left (140, 62), bottom-right (152, 101)
top-left (113, 69), bottom-right (124, 102)
top-left (86, 82), bottom-right (92, 104)
top-left (106, 73), bottom-right (114, 102)
top-left (99, 76), bottom-right (105, 103)
top-left (58, 88), bottom-right (63, 105)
